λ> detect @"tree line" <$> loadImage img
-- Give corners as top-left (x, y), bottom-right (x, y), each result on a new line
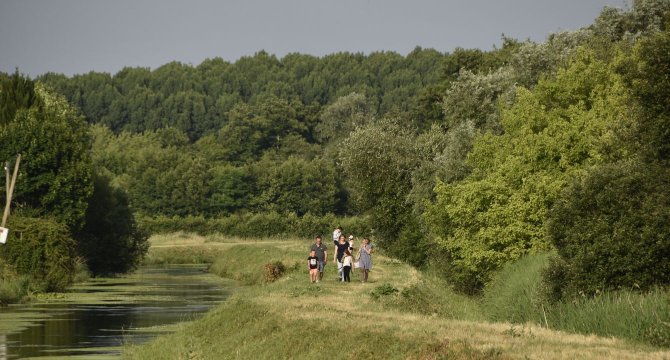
top-left (2, 0), bottom-right (669, 302)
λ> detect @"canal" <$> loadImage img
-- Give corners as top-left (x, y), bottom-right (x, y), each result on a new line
top-left (0, 264), bottom-right (233, 359)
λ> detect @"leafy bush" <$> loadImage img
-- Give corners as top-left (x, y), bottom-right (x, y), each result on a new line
top-left (1, 216), bottom-right (76, 291)
top-left (547, 161), bottom-right (670, 298)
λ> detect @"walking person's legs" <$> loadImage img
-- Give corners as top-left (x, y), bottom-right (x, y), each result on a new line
top-left (318, 261), bottom-right (324, 281)
top-left (343, 266), bottom-right (351, 282)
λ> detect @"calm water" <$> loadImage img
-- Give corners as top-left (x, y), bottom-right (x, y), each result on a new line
top-left (0, 265), bottom-right (232, 359)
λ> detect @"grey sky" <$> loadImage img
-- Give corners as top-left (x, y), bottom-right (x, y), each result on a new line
top-left (0, 0), bottom-right (627, 77)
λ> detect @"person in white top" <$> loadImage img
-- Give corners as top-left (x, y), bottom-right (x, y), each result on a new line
top-left (332, 226), bottom-right (342, 246)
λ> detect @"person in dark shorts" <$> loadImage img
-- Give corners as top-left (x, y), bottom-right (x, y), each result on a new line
top-left (307, 250), bottom-right (319, 283)
top-left (309, 235), bottom-right (328, 280)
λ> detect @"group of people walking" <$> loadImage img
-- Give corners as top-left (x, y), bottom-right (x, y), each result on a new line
top-left (307, 226), bottom-right (374, 283)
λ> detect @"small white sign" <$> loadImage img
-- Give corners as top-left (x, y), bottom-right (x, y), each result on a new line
top-left (0, 227), bottom-right (8, 244)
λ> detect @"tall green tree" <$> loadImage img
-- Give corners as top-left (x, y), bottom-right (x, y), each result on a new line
top-left (339, 118), bottom-right (427, 265)
top-left (0, 70), bottom-right (39, 125)
top-left (0, 82), bottom-right (93, 230)
top-left (76, 173), bottom-right (148, 275)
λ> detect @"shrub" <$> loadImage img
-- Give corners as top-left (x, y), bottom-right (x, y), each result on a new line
top-left (547, 161), bottom-right (670, 298)
top-left (262, 261), bottom-right (285, 283)
top-left (1, 216), bottom-right (76, 291)
top-left (370, 283), bottom-right (399, 299)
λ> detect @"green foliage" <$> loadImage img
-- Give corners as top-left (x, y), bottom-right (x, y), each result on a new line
top-left (592, 0), bottom-right (670, 41)
top-left (41, 49), bottom-right (447, 144)
top-left (75, 173), bottom-right (149, 275)
top-left (217, 98), bottom-right (310, 164)
top-left (0, 83), bottom-right (94, 230)
top-left (207, 165), bottom-right (253, 214)
top-left (619, 25), bottom-right (670, 162)
top-left (91, 126), bottom-right (211, 217)
top-left (252, 156), bottom-right (340, 215)
top-left (425, 49), bottom-right (631, 292)
top-left (1, 216), bottom-right (76, 292)
top-left (315, 92), bottom-right (373, 143)
top-left (0, 69), bottom-right (39, 125)
top-left (339, 118), bottom-right (427, 265)
top-left (442, 67), bottom-right (515, 131)
top-left (546, 161), bottom-right (670, 298)
top-left (542, 23), bottom-right (670, 301)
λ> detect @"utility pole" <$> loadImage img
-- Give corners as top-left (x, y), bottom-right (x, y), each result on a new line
top-left (1, 154), bottom-right (21, 228)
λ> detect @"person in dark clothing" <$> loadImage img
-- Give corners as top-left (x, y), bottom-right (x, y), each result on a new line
top-left (307, 250), bottom-right (319, 283)
top-left (334, 235), bottom-right (349, 281)
top-left (309, 235), bottom-right (328, 280)
top-left (342, 249), bottom-right (353, 282)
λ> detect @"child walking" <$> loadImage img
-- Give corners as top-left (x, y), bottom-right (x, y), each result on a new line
top-left (307, 250), bottom-right (319, 283)
top-left (341, 249), bottom-right (354, 282)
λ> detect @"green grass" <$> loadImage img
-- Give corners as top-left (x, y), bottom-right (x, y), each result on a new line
top-left (481, 252), bottom-right (552, 324)
top-left (0, 258), bottom-right (31, 305)
top-left (480, 252), bottom-right (670, 348)
top-left (142, 232), bottom-right (303, 265)
top-left (123, 236), bottom-right (670, 359)
top-left (546, 289), bottom-right (670, 347)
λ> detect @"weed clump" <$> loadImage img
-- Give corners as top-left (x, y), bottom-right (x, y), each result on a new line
top-left (370, 283), bottom-right (399, 299)
top-left (263, 261), bottom-right (285, 283)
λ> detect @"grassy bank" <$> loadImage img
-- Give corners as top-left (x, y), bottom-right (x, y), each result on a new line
top-left (124, 234), bottom-right (670, 359)
top-left (0, 258), bottom-right (31, 305)
top-left (481, 253), bottom-right (670, 347)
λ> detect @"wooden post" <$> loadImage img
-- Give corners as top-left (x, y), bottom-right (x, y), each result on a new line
top-left (4, 161), bottom-right (9, 201)
top-left (1, 154), bottom-right (21, 228)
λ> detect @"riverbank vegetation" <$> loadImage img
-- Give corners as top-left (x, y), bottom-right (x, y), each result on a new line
top-left (124, 238), bottom-right (670, 358)
top-left (0, 74), bottom-right (148, 303)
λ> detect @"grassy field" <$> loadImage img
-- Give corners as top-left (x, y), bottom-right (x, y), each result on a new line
top-left (123, 234), bottom-right (670, 359)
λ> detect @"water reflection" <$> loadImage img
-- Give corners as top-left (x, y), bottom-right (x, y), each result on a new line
top-left (0, 265), bottom-right (230, 359)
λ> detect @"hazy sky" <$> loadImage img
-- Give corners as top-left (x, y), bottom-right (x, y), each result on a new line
top-left (0, 0), bottom-right (628, 77)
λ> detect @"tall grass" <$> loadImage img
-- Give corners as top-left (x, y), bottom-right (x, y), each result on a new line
top-left (479, 252), bottom-right (670, 347)
top-left (481, 252), bottom-right (552, 324)
top-left (0, 258), bottom-right (31, 305)
top-left (547, 289), bottom-right (670, 347)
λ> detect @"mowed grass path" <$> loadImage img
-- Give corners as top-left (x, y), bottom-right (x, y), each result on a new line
top-left (123, 234), bottom-right (670, 359)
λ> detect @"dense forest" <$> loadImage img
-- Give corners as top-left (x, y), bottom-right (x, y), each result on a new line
top-left (1, 0), bottom-right (670, 304)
